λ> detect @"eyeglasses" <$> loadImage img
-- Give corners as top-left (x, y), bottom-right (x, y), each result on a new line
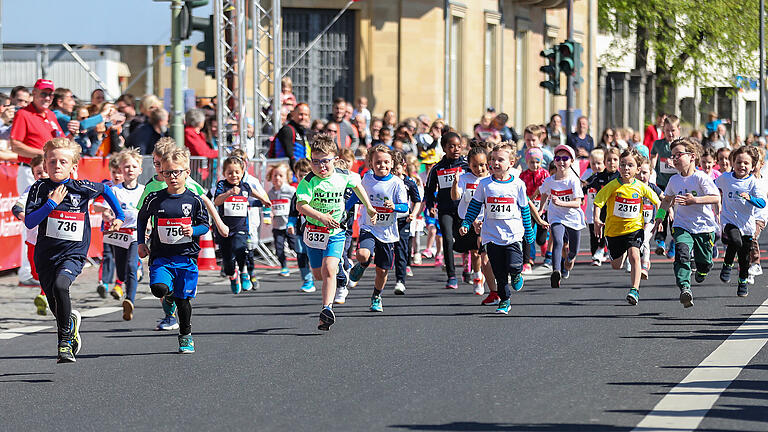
top-left (160, 169), bottom-right (187, 178)
top-left (311, 157), bottom-right (335, 167)
top-left (553, 155), bottom-right (571, 162)
top-left (605, 133), bottom-right (614, 137)
top-left (670, 152), bottom-right (692, 160)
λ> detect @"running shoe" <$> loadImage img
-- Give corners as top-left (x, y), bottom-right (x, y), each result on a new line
top-left (522, 263), bottom-right (532, 274)
top-left (626, 288), bottom-right (639, 306)
top-left (550, 271), bottom-right (561, 288)
top-left (738, 279), bottom-right (749, 297)
top-left (122, 299), bottom-right (134, 321)
top-left (421, 249), bottom-right (434, 259)
top-left (640, 265), bottom-right (649, 280)
top-left (473, 281), bottom-right (484, 296)
top-left (34, 294), bottom-right (48, 316)
top-left (666, 241), bottom-right (676, 259)
top-left (178, 334), bottom-right (195, 354)
top-left (412, 254), bottom-right (422, 265)
top-left (370, 296), bottom-right (384, 312)
top-left (542, 257), bottom-right (553, 269)
top-left (712, 244), bottom-right (719, 259)
top-left (694, 271), bottom-right (708, 284)
top-left (511, 273), bottom-right (524, 292)
top-left (720, 264), bottom-right (733, 283)
top-left (137, 265), bottom-right (144, 283)
top-left (70, 310), bottom-right (82, 355)
top-left (57, 342), bottom-right (75, 364)
top-left (655, 240), bottom-right (666, 256)
top-left (318, 306), bottom-right (335, 331)
top-left (349, 263), bottom-right (366, 283)
top-left (97, 282), bottom-right (108, 299)
top-left (394, 282), bottom-right (406, 295)
top-left (481, 291), bottom-right (500, 305)
top-left (240, 272), bottom-right (253, 292)
top-left (19, 278), bottom-right (40, 287)
top-left (562, 269), bottom-right (570, 279)
top-left (111, 283), bottom-right (123, 300)
top-left (747, 275), bottom-right (755, 285)
top-left (334, 286), bottom-right (349, 304)
top-left (445, 277), bottom-right (458, 290)
top-left (406, 266), bottom-right (414, 277)
top-left (749, 263), bottom-right (763, 276)
top-left (280, 267), bottom-right (291, 277)
top-left (591, 259), bottom-right (602, 267)
top-left (679, 287), bottom-right (694, 308)
top-left (462, 270), bottom-right (471, 284)
top-left (156, 315), bottom-right (179, 331)
top-left (230, 278), bottom-right (241, 294)
top-left (434, 254), bottom-right (444, 268)
top-left (495, 299), bottom-right (511, 314)
top-left (299, 280), bottom-right (316, 293)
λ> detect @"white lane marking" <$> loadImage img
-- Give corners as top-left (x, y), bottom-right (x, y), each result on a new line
top-left (0, 325), bottom-right (52, 340)
top-left (633, 298), bottom-right (768, 431)
top-left (80, 307), bottom-right (123, 318)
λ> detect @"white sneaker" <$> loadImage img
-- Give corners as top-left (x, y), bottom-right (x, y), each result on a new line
top-left (749, 263), bottom-right (763, 276)
top-left (412, 254), bottom-right (422, 265)
top-left (747, 275), bottom-right (756, 285)
top-left (393, 282), bottom-right (406, 295)
top-left (473, 281), bottom-right (484, 296)
top-left (625, 260), bottom-right (632, 273)
top-left (348, 279), bottom-right (358, 288)
top-left (591, 259), bottom-right (602, 267)
top-left (334, 287), bottom-right (349, 304)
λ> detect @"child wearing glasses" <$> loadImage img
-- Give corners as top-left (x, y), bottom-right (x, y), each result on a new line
top-left (138, 147), bottom-right (210, 353)
top-left (653, 138), bottom-right (720, 308)
top-left (538, 144), bottom-right (586, 288)
top-left (214, 156), bottom-right (272, 294)
top-left (296, 135), bottom-right (376, 331)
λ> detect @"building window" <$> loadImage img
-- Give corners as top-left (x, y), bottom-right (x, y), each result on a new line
top-left (449, 15), bottom-right (463, 127)
top-left (484, 23), bottom-right (498, 111)
top-left (515, 30), bottom-right (528, 129)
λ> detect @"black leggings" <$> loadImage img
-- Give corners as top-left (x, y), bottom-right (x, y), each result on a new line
top-left (522, 223), bottom-right (549, 263)
top-left (722, 223), bottom-right (752, 279)
top-left (41, 275), bottom-right (73, 342)
top-left (588, 223), bottom-right (605, 255)
top-left (439, 211), bottom-right (461, 278)
top-left (487, 242), bottom-right (523, 301)
top-left (272, 228), bottom-right (297, 268)
top-left (151, 283), bottom-right (192, 335)
top-left (221, 232), bottom-right (248, 277)
top-left (394, 218), bottom-right (412, 283)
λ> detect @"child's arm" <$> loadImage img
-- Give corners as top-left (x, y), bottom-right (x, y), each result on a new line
top-left (450, 173), bottom-right (461, 201)
top-left (352, 182), bottom-right (377, 220)
top-left (538, 192), bottom-right (549, 214)
top-left (137, 201), bottom-right (151, 258)
top-left (297, 202), bottom-right (340, 229)
top-left (200, 194), bottom-right (229, 237)
top-left (552, 196), bottom-right (583, 208)
top-left (100, 184), bottom-right (126, 231)
top-left (213, 184), bottom-right (238, 207)
top-left (527, 199), bottom-right (548, 228)
top-left (249, 187), bottom-right (272, 207)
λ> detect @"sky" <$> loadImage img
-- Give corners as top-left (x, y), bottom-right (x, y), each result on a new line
top-left (2, 0), bottom-right (213, 45)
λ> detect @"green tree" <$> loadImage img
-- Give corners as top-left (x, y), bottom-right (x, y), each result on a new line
top-left (599, 0), bottom-right (760, 110)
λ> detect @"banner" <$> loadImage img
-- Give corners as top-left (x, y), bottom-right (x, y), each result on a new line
top-left (0, 163), bottom-right (22, 271)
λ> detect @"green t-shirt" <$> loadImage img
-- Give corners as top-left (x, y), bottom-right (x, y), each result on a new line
top-left (137, 175), bottom-right (207, 209)
top-left (296, 168), bottom-right (360, 235)
top-left (651, 138), bottom-right (676, 189)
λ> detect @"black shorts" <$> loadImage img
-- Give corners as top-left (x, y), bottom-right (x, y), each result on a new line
top-left (358, 230), bottom-right (395, 270)
top-left (606, 229), bottom-right (644, 260)
top-left (453, 219), bottom-right (480, 253)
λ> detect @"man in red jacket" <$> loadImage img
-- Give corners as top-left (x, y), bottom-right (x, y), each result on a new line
top-left (184, 108), bottom-right (217, 158)
top-left (643, 113), bottom-right (666, 150)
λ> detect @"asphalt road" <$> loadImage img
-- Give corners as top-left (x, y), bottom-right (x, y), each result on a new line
top-left (1, 254), bottom-right (768, 432)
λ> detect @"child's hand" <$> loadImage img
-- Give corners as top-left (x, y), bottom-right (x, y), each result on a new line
top-left (429, 208), bottom-right (437, 218)
top-left (539, 221), bottom-right (550, 230)
top-left (472, 220), bottom-right (483, 234)
top-left (676, 193), bottom-right (696, 206)
top-left (318, 213), bottom-right (340, 229)
top-left (383, 200), bottom-right (394, 210)
top-left (757, 220), bottom-right (765, 236)
top-left (652, 218), bottom-right (663, 234)
top-left (593, 220), bottom-right (604, 239)
top-left (262, 198), bottom-right (272, 207)
top-left (49, 184), bottom-right (68, 205)
top-left (230, 186), bottom-right (241, 196)
top-left (181, 224), bottom-right (194, 237)
top-left (739, 192), bottom-right (750, 201)
top-left (103, 209), bottom-right (115, 224)
top-left (458, 226), bottom-right (468, 236)
top-left (551, 196), bottom-right (563, 207)
top-left (286, 225), bottom-right (295, 235)
top-left (138, 244), bottom-right (150, 259)
top-left (108, 219), bottom-right (123, 232)
top-left (366, 206), bottom-right (378, 224)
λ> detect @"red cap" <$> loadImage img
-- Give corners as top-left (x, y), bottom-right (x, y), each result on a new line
top-left (34, 79), bottom-right (54, 91)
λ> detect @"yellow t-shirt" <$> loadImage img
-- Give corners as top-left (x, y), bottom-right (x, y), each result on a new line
top-left (593, 178), bottom-right (660, 237)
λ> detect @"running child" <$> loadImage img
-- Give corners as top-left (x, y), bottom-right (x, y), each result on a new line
top-left (296, 135), bottom-right (376, 330)
top-left (539, 144), bottom-right (586, 288)
top-left (650, 115), bottom-right (682, 257)
top-left (460, 143), bottom-right (535, 314)
top-left (25, 137), bottom-right (126, 363)
top-left (348, 145), bottom-right (409, 311)
top-left (584, 147), bottom-right (618, 266)
top-left (95, 157), bottom-right (123, 299)
top-left (138, 147), bottom-right (210, 353)
top-left (405, 154), bottom-right (426, 266)
top-left (392, 150), bottom-right (422, 295)
top-left (593, 149), bottom-right (660, 305)
top-left (653, 137), bottom-right (720, 308)
top-left (715, 145), bottom-right (766, 297)
top-left (267, 163), bottom-right (296, 276)
top-left (332, 149), bottom-right (361, 303)
top-left (107, 148), bottom-right (145, 320)
top-left (287, 158), bottom-right (315, 293)
top-left (422, 132), bottom-right (469, 289)
top-left (701, 148), bottom-right (722, 181)
top-left (214, 156), bottom-right (272, 294)
top-left (519, 147), bottom-right (550, 272)
top-left (636, 157), bottom-right (665, 280)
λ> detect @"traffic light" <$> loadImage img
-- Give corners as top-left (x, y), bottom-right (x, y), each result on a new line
top-left (539, 47), bottom-right (560, 95)
top-left (194, 14), bottom-right (215, 77)
top-left (559, 40), bottom-right (584, 88)
top-left (180, 0), bottom-right (209, 40)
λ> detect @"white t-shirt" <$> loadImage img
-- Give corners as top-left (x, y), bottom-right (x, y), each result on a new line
top-left (540, 174), bottom-right (586, 230)
top-left (456, 172), bottom-right (488, 219)
top-left (664, 171), bottom-right (719, 234)
top-left (112, 183), bottom-right (145, 229)
top-left (472, 175), bottom-right (528, 246)
top-left (581, 170), bottom-right (596, 224)
top-left (715, 172), bottom-right (765, 236)
top-left (359, 172), bottom-right (408, 243)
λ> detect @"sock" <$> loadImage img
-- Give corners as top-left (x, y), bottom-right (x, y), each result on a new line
top-left (372, 288), bottom-right (382, 299)
top-left (545, 252), bottom-right (553, 259)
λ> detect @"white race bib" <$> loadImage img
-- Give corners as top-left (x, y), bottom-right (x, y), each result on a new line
top-left (659, 157), bottom-right (677, 174)
top-left (437, 168), bottom-right (462, 189)
top-left (373, 206), bottom-right (396, 227)
top-left (486, 196), bottom-right (516, 220)
top-left (463, 183), bottom-right (477, 203)
top-left (103, 228), bottom-right (137, 249)
top-left (224, 195), bottom-right (248, 217)
top-left (551, 188), bottom-right (574, 202)
top-left (586, 187), bottom-right (597, 208)
top-left (642, 203), bottom-right (654, 224)
top-left (272, 199), bottom-right (290, 217)
top-left (303, 224), bottom-right (330, 249)
top-left (158, 217), bottom-right (192, 244)
top-left (613, 197), bottom-right (641, 218)
top-left (46, 210), bottom-right (85, 241)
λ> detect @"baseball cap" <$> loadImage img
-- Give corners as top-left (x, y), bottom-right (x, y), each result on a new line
top-left (553, 144), bottom-right (576, 160)
top-left (34, 79), bottom-right (54, 91)
top-left (525, 147), bottom-right (544, 162)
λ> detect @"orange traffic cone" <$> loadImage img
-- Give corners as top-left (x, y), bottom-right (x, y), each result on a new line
top-left (198, 231), bottom-right (219, 270)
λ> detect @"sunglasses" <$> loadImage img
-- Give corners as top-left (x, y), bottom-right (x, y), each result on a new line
top-left (554, 155), bottom-right (571, 162)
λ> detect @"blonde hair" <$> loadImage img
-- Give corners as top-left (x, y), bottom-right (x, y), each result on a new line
top-left (43, 138), bottom-right (81, 164)
top-left (140, 94), bottom-right (162, 115)
top-left (160, 146), bottom-right (190, 169)
top-left (589, 148), bottom-right (605, 160)
top-left (116, 148), bottom-right (142, 167)
top-left (267, 163), bottom-right (291, 183)
top-left (366, 144), bottom-right (393, 166)
top-left (604, 147), bottom-right (621, 162)
top-left (153, 137), bottom-right (178, 157)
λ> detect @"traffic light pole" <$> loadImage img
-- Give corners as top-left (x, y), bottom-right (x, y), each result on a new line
top-left (170, 0), bottom-right (185, 146)
top-left (566, 0), bottom-right (574, 133)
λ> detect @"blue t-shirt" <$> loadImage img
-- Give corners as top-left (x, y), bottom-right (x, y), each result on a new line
top-left (138, 189), bottom-right (209, 260)
top-left (566, 133), bottom-right (594, 154)
top-left (214, 179), bottom-right (254, 233)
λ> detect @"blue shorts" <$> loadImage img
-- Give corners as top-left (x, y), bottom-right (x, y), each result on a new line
top-left (149, 256), bottom-right (199, 299)
top-left (423, 211), bottom-right (441, 235)
top-left (358, 230), bottom-right (395, 270)
top-left (305, 231), bottom-right (346, 269)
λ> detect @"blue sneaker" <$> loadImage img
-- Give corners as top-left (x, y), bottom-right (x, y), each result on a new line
top-left (178, 334), bottom-right (195, 353)
top-left (495, 299), bottom-right (511, 314)
top-left (156, 315), bottom-right (179, 331)
top-left (318, 306), bottom-right (335, 331)
top-left (542, 257), bottom-right (553, 269)
top-left (370, 296), bottom-right (383, 312)
top-left (445, 277), bottom-right (458, 289)
top-left (655, 239), bottom-right (666, 256)
top-left (240, 272), bottom-right (253, 291)
top-left (561, 269), bottom-right (570, 279)
top-left (720, 264), bottom-right (733, 283)
top-left (280, 267), bottom-right (291, 277)
top-left (737, 279), bottom-right (749, 297)
top-left (230, 278), bottom-right (241, 294)
top-left (626, 288), bottom-right (639, 305)
top-left (511, 273), bottom-right (524, 292)
top-left (349, 263), bottom-right (366, 282)
top-left (666, 241), bottom-right (676, 259)
top-left (299, 279), bottom-right (316, 293)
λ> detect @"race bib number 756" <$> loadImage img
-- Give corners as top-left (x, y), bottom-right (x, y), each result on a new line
top-left (158, 217), bottom-right (192, 244)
